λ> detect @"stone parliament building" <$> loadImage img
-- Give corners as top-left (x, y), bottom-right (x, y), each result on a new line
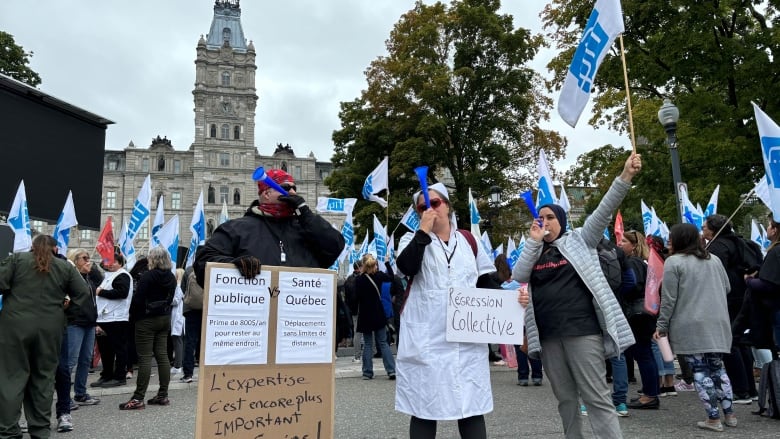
top-left (66, 1), bottom-right (337, 259)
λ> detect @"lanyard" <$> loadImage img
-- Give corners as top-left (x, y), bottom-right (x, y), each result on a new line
top-left (435, 235), bottom-right (458, 269)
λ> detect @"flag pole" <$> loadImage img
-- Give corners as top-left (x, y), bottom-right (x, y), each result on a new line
top-left (705, 188), bottom-right (756, 248)
top-left (619, 35), bottom-right (637, 153)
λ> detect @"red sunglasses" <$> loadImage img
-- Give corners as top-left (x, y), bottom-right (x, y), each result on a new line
top-left (417, 198), bottom-right (445, 213)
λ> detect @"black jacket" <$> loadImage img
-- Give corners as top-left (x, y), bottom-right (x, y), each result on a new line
top-left (131, 268), bottom-right (177, 321)
top-left (194, 200), bottom-right (345, 286)
top-left (355, 271), bottom-right (394, 333)
top-left (66, 264), bottom-right (103, 327)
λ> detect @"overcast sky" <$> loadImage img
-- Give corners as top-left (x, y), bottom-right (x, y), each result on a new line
top-left (1, 0), bottom-right (626, 174)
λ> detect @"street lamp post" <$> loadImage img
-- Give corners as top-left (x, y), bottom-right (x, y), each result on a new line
top-left (658, 99), bottom-right (684, 222)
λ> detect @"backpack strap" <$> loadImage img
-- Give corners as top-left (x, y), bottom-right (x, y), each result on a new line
top-left (458, 229), bottom-right (478, 257)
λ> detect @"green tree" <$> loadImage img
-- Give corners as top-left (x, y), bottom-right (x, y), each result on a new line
top-left (544, 1), bottom-right (776, 227)
top-left (0, 31), bottom-right (41, 87)
top-left (328, 0), bottom-right (564, 238)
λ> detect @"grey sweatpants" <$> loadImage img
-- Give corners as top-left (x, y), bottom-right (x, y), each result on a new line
top-left (540, 334), bottom-right (623, 439)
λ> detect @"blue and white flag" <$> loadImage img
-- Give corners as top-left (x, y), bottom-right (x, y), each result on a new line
top-left (536, 149), bottom-right (558, 208)
top-left (52, 191), bottom-right (78, 256)
top-left (704, 185), bottom-right (719, 218)
top-left (679, 185), bottom-right (703, 231)
top-left (151, 196), bottom-right (165, 247)
top-left (218, 201), bottom-right (229, 226)
top-left (558, 0), bottom-right (625, 127)
top-left (493, 243), bottom-right (503, 260)
top-left (751, 219), bottom-right (766, 255)
top-left (506, 237), bottom-right (517, 269)
top-left (117, 222), bottom-right (136, 269)
top-left (8, 180), bottom-right (32, 253)
top-left (120, 175), bottom-right (152, 260)
top-left (338, 211), bottom-right (356, 264)
top-left (753, 102), bottom-right (780, 218)
top-left (186, 191), bottom-right (205, 269)
top-left (316, 197), bottom-right (357, 214)
top-left (362, 156), bottom-right (389, 208)
top-left (480, 231), bottom-right (494, 260)
top-left (373, 215), bottom-right (388, 263)
top-left (759, 223), bottom-right (771, 252)
top-left (558, 184), bottom-right (571, 213)
top-left (514, 235), bottom-right (526, 264)
top-left (754, 175), bottom-right (771, 208)
top-left (153, 215), bottom-right (179, 269)
top-left (358, 230), bottom-right (369, 261)
top-left (468, 188), bottom-right (481, 237)
top-left (603, 227), bottom-right (611, 241)
top-left (399, 204), bottom-right (420, 232)
top-left (641, 200), bottom-right (659, 237)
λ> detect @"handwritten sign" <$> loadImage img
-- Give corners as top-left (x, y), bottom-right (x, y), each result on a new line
top-left (445, 287), bottom-right (525, 344)
top-left (196, 263), bottom-right (336, 439)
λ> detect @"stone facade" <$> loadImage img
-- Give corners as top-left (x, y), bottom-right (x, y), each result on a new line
top-left (71, 1), bottom-right (336, 259)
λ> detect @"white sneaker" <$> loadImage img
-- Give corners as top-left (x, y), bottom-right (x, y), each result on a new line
top-left (57, 414), bottom-right (73, 432)
top-left (170, 367), bottom-right (182, 375)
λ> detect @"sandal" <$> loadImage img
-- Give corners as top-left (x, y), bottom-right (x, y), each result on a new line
top-left (118, 399), bottom-right (145, 410)
top-left (147, 395), bottom-right (170, 406)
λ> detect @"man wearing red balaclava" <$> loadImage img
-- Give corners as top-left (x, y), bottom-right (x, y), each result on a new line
top-left (194, 168), bottom-right (344, 286)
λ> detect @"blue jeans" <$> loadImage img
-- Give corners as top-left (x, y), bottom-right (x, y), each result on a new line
top-left (67, 324), bottom-right (96, 398)
top-left (362, 327), bottom-right (395, 378)
top-left (610, 354), bottom-right (628, 405)
top-left (627, 340), bottom-right (659, 397)
top-left (651, 340), bottom-right (675, 376)
top-left (514, 345), bottom-right (542, 380)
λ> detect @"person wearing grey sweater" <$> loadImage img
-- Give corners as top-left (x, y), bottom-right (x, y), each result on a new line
top-left (654, 223), bottom-right (734, 432)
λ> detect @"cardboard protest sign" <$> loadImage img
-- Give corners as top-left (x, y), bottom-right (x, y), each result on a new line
top-left (196, 263), bottom-right (336, 439)
top-left (445, 287), bottom-right (525, 345)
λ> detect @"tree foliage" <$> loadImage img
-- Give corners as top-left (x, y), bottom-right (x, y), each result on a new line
top-left (545, 0), bottom-right (777, 228)
top-left (0, 31), bottom-right (41, 87)
top-left (328, 0), bottom-right (564, 238)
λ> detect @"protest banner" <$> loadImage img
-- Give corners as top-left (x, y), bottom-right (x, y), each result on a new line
top-left (445, 287), bottom-right (525, 345)
top-left (196, 263), bottom-right (336, 439)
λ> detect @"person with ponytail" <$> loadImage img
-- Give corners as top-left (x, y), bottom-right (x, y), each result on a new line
top-left (0, 234), bottom-right (90, 438)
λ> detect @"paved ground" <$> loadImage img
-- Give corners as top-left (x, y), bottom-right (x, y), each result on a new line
top-left (24, 355), bottom-right (780, 438)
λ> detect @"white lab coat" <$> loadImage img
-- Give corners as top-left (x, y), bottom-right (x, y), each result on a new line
top-left (395, 228), bottom-right (496, 420)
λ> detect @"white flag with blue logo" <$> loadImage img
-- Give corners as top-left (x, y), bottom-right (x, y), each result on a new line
top-left (537, 149), bottom-right (558, 208)
top-left (679, 185), bottom-right (703, 230)
top-left (52, 190), bottom-right (78, 256)
top-left (373, 215), bottom-right (388, 264)
top-left (362, 156), bottom-right (389, 208)
top-left (186, 191), bottom-right (205, 269)
top-left (480, 231), bottom-right (494, 260)
top-left (759, 223), bottom-right (770, 252)
top-left (358, 230), bottom-right (369, 260)
top-left (468, 188), bottom-right (481, 237)
top-left (121, 175), bottom-right (152, 260)
top-left (117, 221), bottom-right (137, 270)
top-left (751, 219), bottom-right (766, 255)
top-left (558, 184), bottom-right (571, 213)
top-left (753, 102), bottom-right (780, 218)
top-left (399, 204), bottom-right (420, 232)
top-left (8, 180), bottom-right (32, 253)
top-left (754, 175), bottom-right (770, 208)
top-left (316, 197), bottom-right (357, 215)
top-left (558, 0), bottom-right (624, 127)
top-left (218, 201), bottom-right (229, 226)
top-left (703, 185), bottom-right (719, 218)
top-left (506, 238), bottom-right (517, 270)
top-left (151, 196), bottom-right (165, 247)
top-left (154, 214), bottom-right (180, 269)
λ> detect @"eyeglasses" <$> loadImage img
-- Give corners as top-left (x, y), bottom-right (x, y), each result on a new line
top-left (79, 256), bottom-right (90, 261)
top-left (279, 184), bottom-right (297, 192)
top-left (417, 198), bottom-right (445, 213)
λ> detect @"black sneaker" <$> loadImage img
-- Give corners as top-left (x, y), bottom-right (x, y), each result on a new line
top-left (90, 377), bottom-right (109, 388)
top-left (99, 379), bottom-right (127, 388)
top-left (74, 394), bottom-right (101, 405)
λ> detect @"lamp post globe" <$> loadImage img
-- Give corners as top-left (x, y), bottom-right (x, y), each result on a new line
top-left (489, 185), bottom-right (502, 206)
top-left (658, 98), bottom-right (683, 222)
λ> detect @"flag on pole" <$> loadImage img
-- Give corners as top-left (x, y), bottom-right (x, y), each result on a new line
top-left (754, 175), bottom-right (771, 208)
top-left (218, 201), bottom-right (229, 226)
top-left (52, 190), bottom-right (78, 256)
top-left (8, 180), bottom-right (32, 252)
top-left (751, 219), bottom-right (766, 255)
top-left (468, 188), bottom-right (482, 237)
top-left (558, 184), bottom-right (571, 213)
top-left (506, 237), bottom-right (517, 269)
top-left (679, 185), bottom-right (703, 231)
top-left (117, 222), bottom-right (137, 270)
top-left (753, 102), bottom-right (780, 218)
top-left (151, 195), bottom-right (165, 246)
top-left (186, 191), bottom-right (206, 269)
top-left (614, 210), bottom-right (624, 244)
top-left (153, 215), bottom-right (180, 269)
top-left (558, 0), bottom-right (625, 127)
top-left (480, 231), bottom-right (494, 260)
top-left (759, 223), bottom-right (770, 251)
top-left (96, 216), bottom-right (115, 266)
top-left (362, 156), bottom-right (389, 208)
top-left (399, 204), bottom-right (420, 232)
top-left (120, 175), bottom-right (152, 261)
top-left (536, 149), bottom-right (557, 208)
top-left (372, 215), bottom-right (388, 263)
top-left (704, 185), bottom-right (719, 218)
top-left (316, 197), bottom-right (357, 214)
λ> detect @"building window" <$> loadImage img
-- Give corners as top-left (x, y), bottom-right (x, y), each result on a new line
top-left (137, 223), bottom-right (148, 240)
top-left (210, 124), bottom-right (217, 138)
top-left (207, 219), bottom-right (216, 238)
top-left (208, 185), bottom-right (216, 204)
top-left (233, 189), bottom-right (241, 205)
top-left (141, 157), bottom-right (149, 172)
top-left (171, 192), bottom-right (181, 210)
top-left (221, 124), bottom-right (230, 139)
top-left (158, 155), bottom-right (165, 171)
top-left (222, 28), bottom-right (232, 44)
top-left (32, 220), bottom-right (45, 234)
top-left (222, 71), bottom-right (231, 86)
top-left (281, 161), bottom-right (288, 172)
top-left (174, 160), bottom-right (182, 173)
top-left (107, 161), bottom-right (118, 171)
top-left (80, 229), bottom-right (91, 240)
top-left (293, 166), bottom-right (302, 180)
top-left (219, 153), bottom-right (230, 166)
top-left (220, 186), bottom-right (229, 203)
top-left (106, 191), bottom-right (116, 209)
top-left (234, 125), bottom-right (240, 139)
